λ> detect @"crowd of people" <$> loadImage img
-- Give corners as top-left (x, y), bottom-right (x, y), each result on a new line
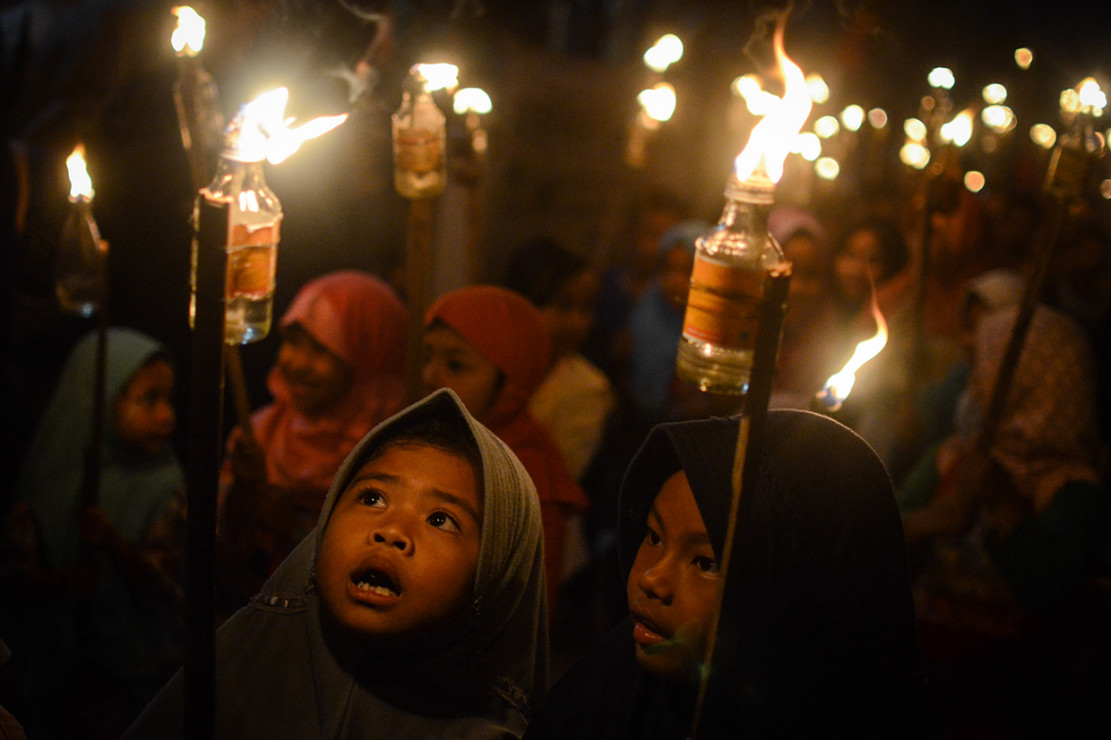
top-left (3, 2), bottom-right (1111, 739)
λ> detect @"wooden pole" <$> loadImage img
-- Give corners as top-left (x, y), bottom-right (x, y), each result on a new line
top-left (184, 196), bottom-right (228, 740)
top-left (690, 265), bottom-right (792, 739)
top-left (404, 198), bottom-right (435, 403)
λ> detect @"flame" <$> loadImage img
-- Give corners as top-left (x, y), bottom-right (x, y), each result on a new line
top-left (415, 63), bottom-right (459, 92)
top-left (939, 109), bottom-right (974, 147)
top-left (66, 145), bottom-right (94, 201)
top-left (643, 34), bottom-right (684, 73)
top-left (237, 87), bottom-right (348, 164)
top-left (637, 82), bottom-right (677, 123)
top-left (732, 20), bottom-right (812, 184)
top-left (453, 87), bottom-right (492, 115)
top-left (171, 6), bottom-right (205, 56)
top-left (820, 293), bottom-right (888, 407)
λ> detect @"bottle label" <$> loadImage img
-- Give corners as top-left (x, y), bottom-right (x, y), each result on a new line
top-left (227, 221), bottom-right (279, 299)
top-left (394, 129), bottom-right (443, 174)
top-left (682, 256), bottom-right (765, 348)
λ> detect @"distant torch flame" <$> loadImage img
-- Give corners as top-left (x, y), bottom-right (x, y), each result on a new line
top-left (818, 294), bottom-right (888, 411)
top-left (733, 20), bottom-right (811, 184)
top-left (415, 63), bottom-right (459, 92)
top-left (66, 145), bottom-right (94, 201)
top-left (939, 109), bottom-right (975, 147)
top-left (171, 6), bottom-right (205, 56)
top-left (238, 87), bottom-right (348, 165)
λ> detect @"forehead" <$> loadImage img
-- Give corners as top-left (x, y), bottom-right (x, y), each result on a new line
top-left (123, 358), bottom-right (174, 391)
top-left (350, 441), bottom-right (481, 504)
top-left (650, 471), bottom-right (707, 538)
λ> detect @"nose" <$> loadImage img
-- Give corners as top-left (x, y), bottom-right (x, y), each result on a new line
top-left (637, 558), bottom-right (674, 606)
top-left (371, 522), bottom-right (412, 553)
top-left (421, 358), bottom-right (441, 392)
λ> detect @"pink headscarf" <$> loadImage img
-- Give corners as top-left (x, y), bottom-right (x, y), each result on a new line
top-left (254, 271), bottom-right (408, 493)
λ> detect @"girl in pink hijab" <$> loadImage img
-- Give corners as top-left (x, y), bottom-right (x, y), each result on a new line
top-left (422, 285), bottom-right (589, 613)
top-left (218, 270), bottom-right (407, 612)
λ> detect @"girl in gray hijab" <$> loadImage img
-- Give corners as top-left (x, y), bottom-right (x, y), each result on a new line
top-left (125, 389), bottom-right (548, 739)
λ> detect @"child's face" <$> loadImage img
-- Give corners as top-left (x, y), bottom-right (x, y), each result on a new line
top-left (626, 470), bottom-right (720, 681)
top-left (316, 442), bottom-right (482, 641)
top-left (421, 325), bottom-right (502, 423)
top-left (541, 268), bottom-right (599, 358)
top-left (276, 323), bottom-right (353, 417)
top-left (114, 358), bottom-right (176, 457)
top-left (835, 229), bottom-right (882, 307)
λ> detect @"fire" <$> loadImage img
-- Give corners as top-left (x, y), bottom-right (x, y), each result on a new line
top-left (171, 6), bottom-right (206, 56)
top-left (643, 34), bottom-right (684, 73)
top-left (732, 19), bottom-right (812, 184)
top-left (236, 87), bottom-right (348, 165)
top-left (66, 145), bottom-right (94, 201)
top-left (415, 63), bottom-right (459, 92)
top-left (819, 293), bottom-right (888, 410)
top-left (637, 82), bottom-right (677, 125)
top-left (939, 109), bottom-right (974, 147)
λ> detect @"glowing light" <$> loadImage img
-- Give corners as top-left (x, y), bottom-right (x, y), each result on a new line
top-left (1029, 123), bottom-right (1057, 149)
top-left (1015, 48), bottom-right (1034, 70)
top-left (171, 6), bottom-right (205, 56)
top-left (868, 108), bottom-right (888, 129)
top-left (814, 115), bottom-right (840, 138)
top-left (806, 73), bottom-right (829, 104)
top-left (732, 75), bottom-right (780, 116)
top-left (732, 24), bottom-right (812, 184)
top-left (928, 67), bottom-right (955, 90)
top-left (415, 63), bottom-right (459, 92)
top-left (795, 132), bottom-right (821, 161)
top-left (819, 296), bottom-right (887, 409)
top-left (643, 34), bottom-right (684, 73)
top-left (982, 105), bottom-right (1016, 133)
top-left (815, 157), bottom-right (840, 180)
top-left (900, 142), bottom-right (931, 169)
top-left (904, 118), bottom-right (927, 141)
top-left (1100, 179), bottom-right (1111, 199)
top-left (840, 105), bottom-right (864, 132)
top-left (637, 82), bottom-right (677, 123)
top-left (982, 83), bottom-right (1007, 105)
top-left (964, 170), bottom-right (985, 192)
top-left (732, 74), bottom-right (763, 100)
top-left (237, 88), bottom-right (348, 165)
top-left (453, 87), bottom-right (492, 115)
top-left (66, 145), bottom-right (94, 201)
top-left (939, 109), bottom-right (974, 147)
top-left (1078, 78), bottom-right (1106, 115)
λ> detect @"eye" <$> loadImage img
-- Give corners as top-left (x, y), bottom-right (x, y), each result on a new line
top-left (355, 489), bottom-right (386, 508)
top-left (446, 359), bottom-right (467, 374)
top-left (427, 511), bottom-right (462, 533)
top-left (693, 556), bottom-right (720, 575)
top-left (644, 527), bottom-right (661, 547)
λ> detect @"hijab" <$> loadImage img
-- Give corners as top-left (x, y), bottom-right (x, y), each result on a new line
top-left (125, 389), bottom-right (548, 739)
top-left (615, 410), bottom-right (924, 736)
top-left (255, 270), bottom-right (407, 492)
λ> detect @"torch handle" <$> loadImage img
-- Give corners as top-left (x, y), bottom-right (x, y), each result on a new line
top-left (404, 198), bottom-right (435, 404)
top-left (224, 344), bottom-right (254, 441)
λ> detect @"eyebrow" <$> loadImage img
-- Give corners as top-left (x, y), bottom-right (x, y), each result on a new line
top-left (646, 505), bottom-right (712, 549)
top-left (349, 471), bottom-right (482, 526)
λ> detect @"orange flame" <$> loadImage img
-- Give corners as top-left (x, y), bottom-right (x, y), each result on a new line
top-left (171, 7), bottom-right (206, 56)
top-left (66, 145), bottom-right (94, 201)
top-left (733, 18), bottom-right (812, 184)
top-left (236, 88), bottom-right (349, 164)
top-left (819, 293), bottom-right (888, 409)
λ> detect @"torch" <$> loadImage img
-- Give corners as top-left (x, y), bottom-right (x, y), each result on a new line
top-left (56, 145), bottom-right (109, 509)
top-left (451, 86), bottom-right (492, 283)
top-left (683, 16), bottom-right (810, 738)
top-left (814, 290), bottom-right (889, 414)
top-left (171, 6), bottom-right (223, 191)
top-left (185, 89), bottom-right (346, 739)
top-left (392, 63), bottom-right (454, 402)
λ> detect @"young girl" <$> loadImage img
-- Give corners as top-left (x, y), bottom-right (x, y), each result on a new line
top-left (124, 389), bottom-right (548, 739)
top-left (422, 285), bottom-right (588, 612)
top-left (218, 270), bottom-right (407, 609)
top-left (1, 328), bottom-right (185, 738)
top-left (524, 410), bottom-right (925, 738)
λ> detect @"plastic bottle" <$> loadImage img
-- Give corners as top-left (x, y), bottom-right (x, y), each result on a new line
top-left (392, 69), bottom-right (447, 198)
top-left (675, 175), bottom-right (787, 394)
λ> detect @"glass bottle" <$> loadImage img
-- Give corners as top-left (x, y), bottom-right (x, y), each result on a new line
top-left (55, 198), bottom-right (106, 318)
top-left (392, 69), bottom-right (447, 198)
top-left (675, 174), bottom-right (787, 394)
top-left (190, 115), bottom-right (282, 344)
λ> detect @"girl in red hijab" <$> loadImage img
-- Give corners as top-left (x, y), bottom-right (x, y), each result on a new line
top-left (218, 270), bottom-right (408, 612)
top-left (423, 285), bottom-right (589, 612)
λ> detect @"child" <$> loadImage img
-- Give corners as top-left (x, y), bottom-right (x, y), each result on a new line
top-left (218, 270), bottom-right (408, 609)
top-left (1, 328), bottom-right (185, 738)
top-left (422, 285), bottom-right (588, 612)
top-left (524, 410), bottom-right (925, 738)
top-left (124, 389), bottom-right (548, 738)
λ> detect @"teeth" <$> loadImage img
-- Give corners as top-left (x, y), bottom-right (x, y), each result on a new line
top-left (355, 581), bottom-right (397, 596)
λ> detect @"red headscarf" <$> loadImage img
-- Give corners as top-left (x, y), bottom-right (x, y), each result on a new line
top-left (426, 285), bottom-right (589, 608)
top-left (254, 271), bottom-right (408, 494)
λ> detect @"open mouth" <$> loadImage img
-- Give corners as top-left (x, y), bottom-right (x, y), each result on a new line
top-left (352, 568), bottom-right (400, 597)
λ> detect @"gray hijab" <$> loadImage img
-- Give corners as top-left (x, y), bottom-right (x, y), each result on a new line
top-left (125, 389), bottom-right (548, 739)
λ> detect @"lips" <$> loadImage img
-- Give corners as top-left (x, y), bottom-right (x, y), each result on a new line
top-left (347, 563), bottom-right (402, 605)
top-left (630, 609), bottom-right (668, 647)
